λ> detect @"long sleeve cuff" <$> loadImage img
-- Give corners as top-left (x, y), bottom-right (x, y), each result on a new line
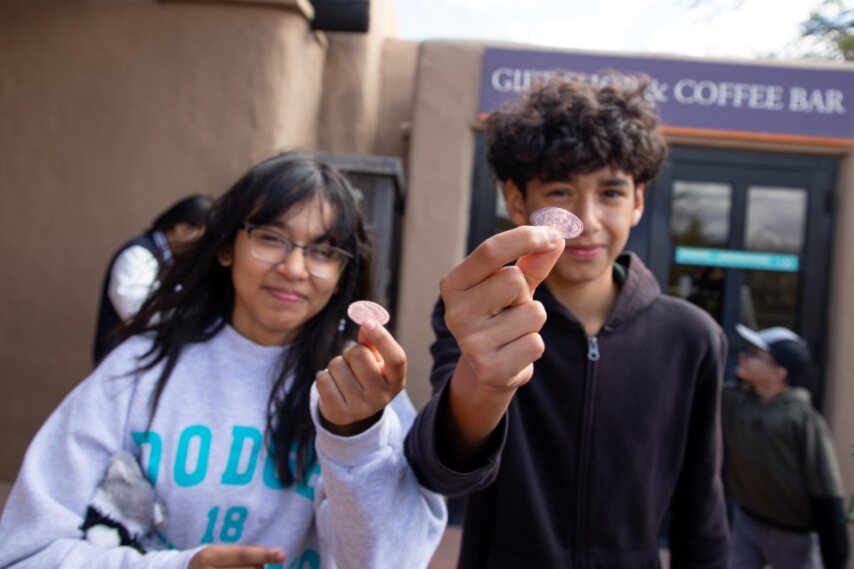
top-left (309, 383), bottom-right (401, 467)
top-left (405, 378), bottom-right (507, 496)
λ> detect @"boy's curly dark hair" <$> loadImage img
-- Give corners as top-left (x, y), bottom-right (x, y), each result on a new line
top-left (486, 75), bottom-right (668, 193)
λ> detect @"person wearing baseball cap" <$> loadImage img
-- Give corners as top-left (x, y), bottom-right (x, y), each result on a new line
top-left (723, 323), bottom-right (849, 569)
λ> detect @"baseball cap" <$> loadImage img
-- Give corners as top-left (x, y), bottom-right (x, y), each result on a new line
top-left (735, 323), bottom-right (815, 386)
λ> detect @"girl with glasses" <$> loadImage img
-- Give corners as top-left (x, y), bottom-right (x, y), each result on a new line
top-left (0, 152), bottom-right (447, 568)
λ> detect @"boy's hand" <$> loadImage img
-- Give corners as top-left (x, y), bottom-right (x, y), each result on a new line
top-left (189, 545), bottom-right (285, 569)
top-left (438, 225), bottom-right (564, 466)
top-left (441, 225), bottom-right (564, 391)
top-left (316, 320), bottom-right (407, 436)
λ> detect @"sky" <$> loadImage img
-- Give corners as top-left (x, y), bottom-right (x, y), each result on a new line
top-left (395, 0), bottom-right (822, 61)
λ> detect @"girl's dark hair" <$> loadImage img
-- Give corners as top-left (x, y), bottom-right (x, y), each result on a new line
top-left (151, 194), bottom-right (214, 233)
top-left (486, 75), bottom-right (668, 192)
top-left (123, 152), bottom-right (373, 486)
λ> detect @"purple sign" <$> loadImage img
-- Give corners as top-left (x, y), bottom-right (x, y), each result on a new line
top-left (480, 47), bottom-right (854, 142)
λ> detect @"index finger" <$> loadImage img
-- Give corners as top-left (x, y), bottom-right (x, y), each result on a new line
top-left (357, 320), bottom-right (407, 384)
top-left (515, 236), bottom-right (566, 294)
top-left (442, 225), bottom-right (562, 292)
top-left (206, 545), bottom-right (285, 567)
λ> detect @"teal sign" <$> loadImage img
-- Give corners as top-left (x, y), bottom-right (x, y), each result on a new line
top-left (675, 247), bottom-right (799, 272)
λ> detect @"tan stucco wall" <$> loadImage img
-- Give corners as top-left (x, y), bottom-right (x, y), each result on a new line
top-left (316, 0), bottom-right (401, 155)
top-left (0, 1), bottom-right (326, 482)
top-left (396, 41), bottom-right (485, 408)
top-left (373, 38), bottom-right (420, 161)
top-left (825, 155), bottom-right (854, 545)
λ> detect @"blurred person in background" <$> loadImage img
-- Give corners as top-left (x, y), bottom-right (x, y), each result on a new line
top-left (93, 194), bottom-right (213, 364)
top-left (723, 324), bottom-right (849, 569)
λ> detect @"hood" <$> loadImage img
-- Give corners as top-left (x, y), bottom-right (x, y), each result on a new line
top-left (602, 251), bottom-right (661, 332)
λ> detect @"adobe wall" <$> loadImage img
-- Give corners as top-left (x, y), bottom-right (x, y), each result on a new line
top-left (0, 0), bottom-right (325, 482)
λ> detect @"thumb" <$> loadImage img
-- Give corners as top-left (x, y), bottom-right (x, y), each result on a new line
top-left (515, 236), bottom-right (565, 294)
top-left (356, 327), bottom-right (382, 363)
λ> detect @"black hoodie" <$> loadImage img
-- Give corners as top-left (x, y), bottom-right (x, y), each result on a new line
top-left (406, 252), bottom-right (730, 568)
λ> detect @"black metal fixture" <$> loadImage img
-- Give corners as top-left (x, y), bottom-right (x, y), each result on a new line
top-left (309, 0), bottom-right (370, 33)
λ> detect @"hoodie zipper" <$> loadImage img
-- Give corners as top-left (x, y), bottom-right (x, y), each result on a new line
top-left (574, 334), bottom-right (600, 567)
top-left (587, 335), bottom-right (600, 361)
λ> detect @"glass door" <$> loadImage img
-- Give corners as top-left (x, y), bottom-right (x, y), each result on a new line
top-left (639, 148), bottom-right (837, 404)
top-left (668, 180), bottom-right (733, 323)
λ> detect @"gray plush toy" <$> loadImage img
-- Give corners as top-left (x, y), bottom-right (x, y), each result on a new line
top-left (80, 451), bottom-right (168, 552)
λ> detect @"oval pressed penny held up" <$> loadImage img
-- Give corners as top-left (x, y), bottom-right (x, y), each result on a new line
top-left (530, 207), bottom-right (583, 239)
top-left (347, 300), bottom-right (390, 326)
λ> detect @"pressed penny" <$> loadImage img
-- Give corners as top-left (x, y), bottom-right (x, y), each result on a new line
top-left (530, 207), bottom-right (583, 239)
top-left (347, 300), bottom-right (390, 326)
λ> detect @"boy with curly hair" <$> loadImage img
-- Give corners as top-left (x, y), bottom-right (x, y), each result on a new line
top-left (406, 77), bottom-right (731, 567)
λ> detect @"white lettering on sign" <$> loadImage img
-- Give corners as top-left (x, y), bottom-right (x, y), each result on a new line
top-left (490, 67), bottom-right (669, 96)
top-left (491, 67), bottom-right (568, 93)
top-left (488, 67), bottom-right (847, 117)
top-left (673, 79), bottom-right (784, 110)
top-left (646, 80), bottom-right (670, 104)
top-left (789, 87), bottom-right (846, 114)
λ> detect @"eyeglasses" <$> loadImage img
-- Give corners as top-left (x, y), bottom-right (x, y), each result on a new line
top-left (243, 224), bottom-right (353, 279)
top-left (742, 348), bottom-right (776, 365)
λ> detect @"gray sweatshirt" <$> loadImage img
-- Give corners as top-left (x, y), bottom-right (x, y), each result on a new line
top-left (0, 325), bottom-right (447, 568)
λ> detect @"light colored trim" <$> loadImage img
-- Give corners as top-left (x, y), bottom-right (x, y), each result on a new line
top-left (162, 0), bottom-right (315, 21)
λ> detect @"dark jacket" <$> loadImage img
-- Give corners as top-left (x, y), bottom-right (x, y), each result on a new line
top-left (93, 231), bottom-right (165, 364)
top-left (405, 252), bottom-right (730, 568)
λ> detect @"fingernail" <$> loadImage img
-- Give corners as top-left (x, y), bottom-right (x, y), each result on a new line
top-left (544, 227), bottom-right (562, 245)
top-left (363, 319), bottom-right (377, 331)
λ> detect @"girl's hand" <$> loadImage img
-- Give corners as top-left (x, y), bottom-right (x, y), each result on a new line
top-left (188, 545), bottom-right (285, 569)
top-left (316, 319), bottom-right (407, 436)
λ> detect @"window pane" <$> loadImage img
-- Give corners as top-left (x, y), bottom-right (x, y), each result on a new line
top-left (745, 186), bottom-right (807, 254)
top-left (742, 270), bottom-right (801, 330)
top-left (668, 181), bottom-right (732, 324)
top-left (671, 181), bottom-right (732, 247)
top-left (669, 265), bottom-right (727, 324)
